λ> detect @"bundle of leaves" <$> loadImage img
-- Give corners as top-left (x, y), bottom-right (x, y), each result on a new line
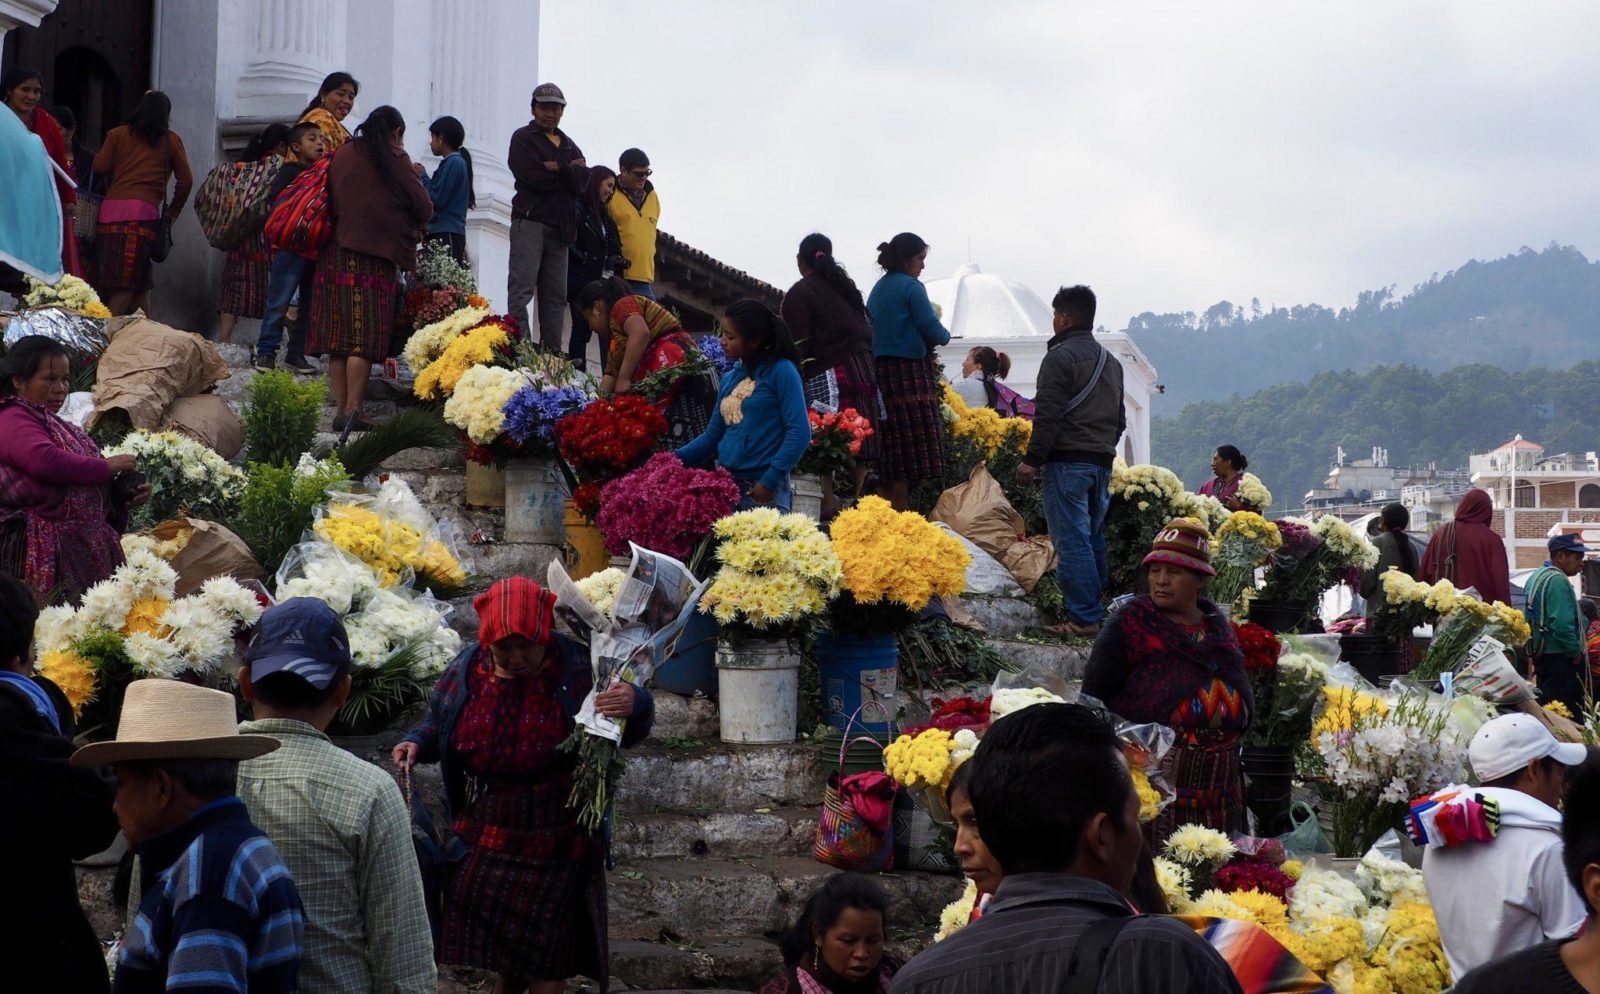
top-left (237, 457), bottom-right (351, 576)
top-left (244, 370), bottom-right (326, 468)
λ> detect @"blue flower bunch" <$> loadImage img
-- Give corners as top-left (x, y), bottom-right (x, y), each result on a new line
top-left (697, 334), bottom-right (735, 374)
top-left (502, 384), bottom-right (590, 446)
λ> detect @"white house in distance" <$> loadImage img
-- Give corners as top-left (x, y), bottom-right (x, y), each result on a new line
top-left (924, 263), bottom-right (1157, 465)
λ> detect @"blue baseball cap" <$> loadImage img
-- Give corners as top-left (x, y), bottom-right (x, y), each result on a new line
top-left (245, 598), bottom-right (352, 690)
top-left (1549, 533), bottom-right (1591, 556)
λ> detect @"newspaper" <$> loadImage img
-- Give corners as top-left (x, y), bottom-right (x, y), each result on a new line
top-left (548, 542), bottom-right (710, 743)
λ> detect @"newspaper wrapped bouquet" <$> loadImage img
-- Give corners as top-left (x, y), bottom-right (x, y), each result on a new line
top-left (548, 545), bottom-right (709, 832)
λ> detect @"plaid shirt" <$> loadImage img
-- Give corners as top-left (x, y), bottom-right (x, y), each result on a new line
top-left (237, 719), bottom-right (436, 994)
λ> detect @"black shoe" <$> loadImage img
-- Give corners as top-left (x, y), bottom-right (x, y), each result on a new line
top-left (252, 354), bottom-right (275, 373)
top-left (284, 354), bottom-right (316, 374)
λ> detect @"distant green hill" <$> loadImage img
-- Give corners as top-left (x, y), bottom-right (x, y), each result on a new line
top-left (1127, 244), bottom-right (1600, 410)
top-left (1152, 361), bottom-right (1600, 514)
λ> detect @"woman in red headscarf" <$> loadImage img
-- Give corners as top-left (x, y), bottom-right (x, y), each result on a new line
top-left (1421, 488), bottom-right (1511, 606)
top-left (394, 576), bottom-right (654, 994)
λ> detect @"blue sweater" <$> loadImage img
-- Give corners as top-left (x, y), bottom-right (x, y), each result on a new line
top-left (867, 271), bottom-right (950, 359)
top-left (115, 797), bottom-right (304, 994)
top-left (677, 358), bottom-right (811, 491)
top-left (421, 152), bottom-right (470, 235)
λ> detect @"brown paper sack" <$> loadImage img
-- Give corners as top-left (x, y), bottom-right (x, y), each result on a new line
top-left (931, 462), bottom-right (1057, 593)
top-left (90, 313), bottom-right (230, 430)
top-left (150, 518), bottom-right (264, 597)
top-left (162, 395), bottom-right (245, 460)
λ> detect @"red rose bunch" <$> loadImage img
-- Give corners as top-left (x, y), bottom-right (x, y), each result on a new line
top-left (795, 407), bottom-right (875, 477)
top-left (555, 395), bottom-right (668, 519)
top-left (904, 695), bottom-right (991, 736)
top-left (1213, 859), bottom-right (1296, 899)
top-left (1233, 621), bottom-right (1281, 674)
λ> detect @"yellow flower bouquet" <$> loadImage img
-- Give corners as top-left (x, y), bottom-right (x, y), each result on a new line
top-left (827, 496), bottom-right (970, 634)
top-left (412, 317), bottom-right (514, 400)
top-left (697, 508), bottom-right (843, 640)
top-left (311, 480), bottom-right (468, 595)
top-left (941, 384), bottom-right (1032, 460)
top-left (1210, 511), bottom-right (1283, 607)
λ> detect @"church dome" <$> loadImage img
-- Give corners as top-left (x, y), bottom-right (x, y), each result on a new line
top-left (924, 263), bottom-right (1055, 340)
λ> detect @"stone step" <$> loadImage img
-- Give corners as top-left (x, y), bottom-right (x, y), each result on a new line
top-left (612, 807), bottom-right (820, 862)
top-left (616, 743), bottom-right (825, 814)
top-left (608, 855), bottom-right (962, 939)
top-left (986, 636), bottom-right (1090, 683)
top-left (610, 936), bottom-right (777, 993)
top-left (652, 691), bottom-right (720, 741)
top-left (961, 592), bottom-right (1049, 637)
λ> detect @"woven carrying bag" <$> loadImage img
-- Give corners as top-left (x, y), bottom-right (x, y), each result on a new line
top-left (263, 156), bottom-right (333, 255)
top-left (813, 706), bottom-right (896, 872)
top-left (73, 169), bottom-right (100, 242)
top-left (195, 157), bottom-right (283, 250)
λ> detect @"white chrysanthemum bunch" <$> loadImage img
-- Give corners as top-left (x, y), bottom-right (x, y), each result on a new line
top-left (402, 305), bottom-right (490, 375)
top-left (1313, 514), bottom-right (1379, 570)
top-left (989, 686), bottom-right (1065, 721)
top-left (1289, 867), bottom-right (1368, 923)
top-left (1153, 857), bottom-right (1194, 911)
top-left (1237, 472), bottom-right (1273, 510)
top-left (23, 273), bottom-right (101, 310)
top-left (277, 551), bottom-right (379, 616)
top-left (949, 728), bottom-right (980, 767)
top-left (345, 588), bottom-right (462, 676)
top-left (574, 567), bottom-right (626, 618)
top-left (1355, 851), bottom-right (1429, 907)
top-left (1163, 824), bottom-right (1238, 868)
top-left (1110, 458), bottom-right (1185, 504)
top-left (443, 365), bottom-right (525, 444)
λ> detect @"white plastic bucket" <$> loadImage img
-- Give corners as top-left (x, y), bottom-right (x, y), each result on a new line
top-left (791, 474), bottom-right (825, 521)
top-left (716, 638), bottom-right (800, 744)
top-left (503, 458), bottom-right (566, 544)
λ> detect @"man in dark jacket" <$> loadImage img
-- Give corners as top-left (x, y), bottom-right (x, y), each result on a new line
top-left (1015, 285), bottom-right (1126, 637)
top-left (507, 82), bottom-right (590, 350)
top-left (0, 571), bottom-right (119, 994)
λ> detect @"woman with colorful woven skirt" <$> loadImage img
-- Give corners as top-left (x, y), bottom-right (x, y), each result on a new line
top-left (1083, 518), bottom-right (1254, 845)
top-left (90, 91), bottom-right (193, 316)
top-left (214, 123), bottom-right (288, 343)
top-left (865, 232), bottom-right (950, 510)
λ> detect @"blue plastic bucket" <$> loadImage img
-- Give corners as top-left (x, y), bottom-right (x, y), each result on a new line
top-left (654, 610), bottom-right (720, 698)
top-left (816, 631), bottom-right (899, 735)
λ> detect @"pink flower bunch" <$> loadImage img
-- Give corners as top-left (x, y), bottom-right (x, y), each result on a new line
top-left (596, 453), bottom-right (741, 558)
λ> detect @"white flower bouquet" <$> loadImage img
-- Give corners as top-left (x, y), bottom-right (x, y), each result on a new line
top-left (104, 429), bottom-right (246, 531)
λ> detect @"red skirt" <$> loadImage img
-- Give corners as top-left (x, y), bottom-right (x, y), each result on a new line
top-left (216, 230), bottom-right (270, 317)
top-left (93, 220), bottom-right (157, 294)
top-left (874, 355), bottom-right (946, 482)
top-left (307, 245), bottom-right (398, 360)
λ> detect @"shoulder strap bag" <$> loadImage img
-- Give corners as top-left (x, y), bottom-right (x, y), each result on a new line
top-left (1061, 344), bottom-right (1111, 417)
top-left (1064, 913), bottom-right (1138, 994)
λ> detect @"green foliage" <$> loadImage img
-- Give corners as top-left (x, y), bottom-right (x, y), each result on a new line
top-left (329, 407), bottom-right (459, 480)
top-left (330, 639), bottom-right (434, 736)
top-left (1154, 360), bottom-right (1600, 517)
top-left (236, 457), bottom-right (350, 576)
top-left (244, 371), bottom-right (327, 468)
top-left (897, 617), bottom-right (1018, 693)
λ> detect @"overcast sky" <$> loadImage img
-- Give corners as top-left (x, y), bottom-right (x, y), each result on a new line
top-left (540, 1), bottom-right (1600, 329)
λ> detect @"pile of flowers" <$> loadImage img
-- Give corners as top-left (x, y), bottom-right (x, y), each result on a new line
top-left (1105, 459), bottom-right (1213, 595)
top-left (502, 383), bottom-right (591, 457)
top-left (1210, 511), bottom-right (1283, 608)
top-left (22, 273), bottom-right (112, 319)
top-left (828, 496), bottom-right (970, 633)
top-left (697, 507), bottom-right (842, 639)
top-left (404, 241), bottom-right (483, 329)
top-left (794, 407), bottom-right (874, 478)
top-left (105, 429), bottom-right (247, 531)
top-left (311, 480), bottom-right (467, 594)
top-left (555, 394), bottom-right (668, 518)
top-left (403, 305), bottom-right (491, 375)
top-left (450, 351), bottom-right (591, 466)
top-left (442, 365), bottom-right (526, 447)
top-left (596, 453), bottom-right (741, 560)
top-left (1259, 515), bottom-right (1380, 607)
top-left (940, 383), bottom-right (1031, 460)
top-left (34, 545), bottom-right (262, 718)
top-left (1412, 584), bottom-right (1533, 680)
top-left (412, 314), bottom-right (518, 400)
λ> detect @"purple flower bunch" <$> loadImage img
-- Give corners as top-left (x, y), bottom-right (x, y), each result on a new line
top-left (697, 334), bottom-right (735, 374)
top-left (596, 452), bottom-right (741, 559)
top-left (1275, 519), bottom-right (1321, 559)
top-left (503, 384), bottom-right (590, 447)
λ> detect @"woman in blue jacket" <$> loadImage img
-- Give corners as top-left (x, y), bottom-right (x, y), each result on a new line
top-left (416, 115), bottom-right (474, 263)
top-left (677, 299), bottom-right (812, 511)
top-left (866, 232), bottom-right (950, 509)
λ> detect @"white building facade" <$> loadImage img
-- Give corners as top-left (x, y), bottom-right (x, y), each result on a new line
top-left (924, 263), bottom-right (1157, 464)
top-left (3, 0), bottom-right (536, 331)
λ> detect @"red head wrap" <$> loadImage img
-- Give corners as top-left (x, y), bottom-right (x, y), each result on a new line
top-left (474, 576), bottom-right (557, 646)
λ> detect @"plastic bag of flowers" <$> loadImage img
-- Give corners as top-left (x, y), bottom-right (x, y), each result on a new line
top-left (311, 481), bottom-right (469, 595)
top-left (988, 664), bottom-right (1075, 722)
top-left (273, 539), bottom-right (384, 617)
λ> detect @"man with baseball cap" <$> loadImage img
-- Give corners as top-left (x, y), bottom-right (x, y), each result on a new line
top-left (1526, 533), bottom-right (1591, 716)
top-left (1421, 712), bottom-right (1589, 977)
top-left (70, 680), bottom-right (304, 994)
top-left (507, 81), bottom-right (591, 351)
top-left (236, 598), bottom-right (436, 994)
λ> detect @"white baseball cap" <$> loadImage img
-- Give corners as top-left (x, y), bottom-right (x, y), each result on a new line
top-left (1468, 713), bottom-right (1587, 783)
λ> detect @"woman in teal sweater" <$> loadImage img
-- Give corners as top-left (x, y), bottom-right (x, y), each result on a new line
top-left (866, 232), bottom-right (950, 509)
top-left (677, 299), bottom-right (812, 511)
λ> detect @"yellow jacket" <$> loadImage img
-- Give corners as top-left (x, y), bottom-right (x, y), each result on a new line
top-left (608, 185), bottom-right (660, 284)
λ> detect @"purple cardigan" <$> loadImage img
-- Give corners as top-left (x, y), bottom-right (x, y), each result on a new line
top-left (0, 401), bottom-right (110, 518)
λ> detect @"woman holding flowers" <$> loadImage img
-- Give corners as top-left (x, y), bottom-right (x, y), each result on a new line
top-left (393, 576), bottom-right (654, 994)
top-left (577, 275), bottom-right (714, 447)
top-left (1199, 445), bottom-right (1251, 511)
top-left (676, 299), bottom-right (811, 511)
top-left (1084, 519), bottom-right (1253, 844)
top-left (0, 337), bottom-right (147, 604)
top-left (1360, 503), bottom-right (1419, 618)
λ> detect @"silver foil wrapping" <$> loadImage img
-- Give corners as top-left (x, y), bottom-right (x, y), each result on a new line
top-left (1, 307), bottom-right (111, 360)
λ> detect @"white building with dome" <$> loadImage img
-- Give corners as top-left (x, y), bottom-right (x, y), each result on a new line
top-left (925, 263), bottom-right (1158, 464)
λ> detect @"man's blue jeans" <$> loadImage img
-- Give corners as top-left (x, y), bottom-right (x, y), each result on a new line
top-left (257, 250), bottom-right (314, 359)
top-left (627, 280), bottom-right (656, 300)
top-left (1042, 461), bottom-right (1112, 624)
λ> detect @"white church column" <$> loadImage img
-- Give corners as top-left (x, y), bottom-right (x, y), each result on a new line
top-left (0, 0), bottom-right (54, 48)
top-left (236, 0), bottom-right (348, 120)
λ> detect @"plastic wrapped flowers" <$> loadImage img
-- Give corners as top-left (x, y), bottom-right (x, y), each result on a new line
top-left (33, 546), bottom-right (264, 715)
top-left (312, 481), bottom-right (468, 594)
top-left (697, 507), bottom-right (843, 639)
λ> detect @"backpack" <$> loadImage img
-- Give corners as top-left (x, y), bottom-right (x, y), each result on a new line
top-left (193, 156), bottom-right (283, 250)
top-left (263, 155), bottom-right (334, 256)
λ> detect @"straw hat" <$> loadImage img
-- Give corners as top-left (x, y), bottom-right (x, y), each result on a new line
top-left (70, 679), bottom-right (280, 768)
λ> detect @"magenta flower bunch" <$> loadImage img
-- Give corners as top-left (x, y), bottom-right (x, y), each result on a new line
top-left (596, 453), bottom-right (742, 559)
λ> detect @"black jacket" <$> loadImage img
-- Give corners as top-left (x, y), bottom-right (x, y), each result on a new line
top-left (0, 676), bottom-right (119, 994)
top-left (507, 124), bottom-right (590, 242)
top-left (568, 199), bottom-right (623, 294)
top-left (1023, 329), bottom-right (1126, 467)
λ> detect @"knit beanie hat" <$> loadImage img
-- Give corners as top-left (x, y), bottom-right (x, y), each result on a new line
top-left (1142, 518), bottom-right (1216, 577)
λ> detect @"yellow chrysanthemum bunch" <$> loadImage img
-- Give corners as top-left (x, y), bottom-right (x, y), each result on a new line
top-left (1375, 901), bottom-right (1452, 994)
top-left (35, 649), bottom-right (97, 714)
top-left (699, 509), bottom-right (843, 632)
top-left (829, 496), bottom-right (969, 611)
top-left (934, 879), bottom-right (978, 941)
top-left (941, 384), bottom-right (1031, 458)
top-left (1216, 510), bottom-right (1282, 549)
top-left (1380, 568), bottom-right (1433, 606)
top-left (1489, 601), bottom-right (1532, 645)
top-left (1163, 824), bottom-right (1237, 867)
top-left (1311, 685), bottom-right (1391, 737)
top-left (413, 321), bottom-right (509, 400)
top-left (314, 504), bottom-right (466, 590)
top-left (883, 727), bottom-right (957, 790)
top-left (1131, 767), bottom-right (1162, 822)
top-left (403, 304), bottom-right (490, 375)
